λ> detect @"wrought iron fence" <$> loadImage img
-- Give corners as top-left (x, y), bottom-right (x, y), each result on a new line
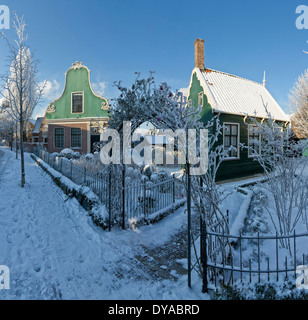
top-left (202, 228), bottom-right (308, 290)
top-left (124, 178), bottom-right (176, 220)
top-left (33, 148), bottom-right (184, 229)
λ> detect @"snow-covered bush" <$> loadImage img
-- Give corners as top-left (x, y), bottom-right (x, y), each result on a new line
top-left (289, 69), bottom-right (308, 139)
top-left (72, 152), bottom-right (81, 159)
top-left (242, 112), bottom-right (308, 246)
top-left (60, 148), bottom-right (75, 159)
top-left (85, 153), bottom-right (94, 161)
top-left (52, 152), bottom-right (60, 157)
top-left (213, 281), bottom-right (308, 300)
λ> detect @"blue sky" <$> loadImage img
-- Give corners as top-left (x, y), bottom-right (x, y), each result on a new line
top-left (0, 0), bottom-right (308, 119)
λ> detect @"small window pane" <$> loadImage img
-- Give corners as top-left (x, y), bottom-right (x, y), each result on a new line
top-left (231, 136), bottom-right (237, 147)
top-left (231, 125), bottom-right (238, 135)
top-left (224, 136), bottom-right (231, 147)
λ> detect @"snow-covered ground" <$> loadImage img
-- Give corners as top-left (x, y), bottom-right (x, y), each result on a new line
top-left (0, 147), bottom-right (207, 300)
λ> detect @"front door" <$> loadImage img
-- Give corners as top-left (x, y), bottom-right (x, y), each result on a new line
top-left (91, 135), bottom-right (100, 153)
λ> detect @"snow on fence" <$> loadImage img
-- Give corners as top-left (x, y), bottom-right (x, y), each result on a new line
top-left (203, 229), bottom-right (308, 290)
top-left (34, 148), bottom-right (185, 228)
top-left (124, 178), bottom-right (176, 221)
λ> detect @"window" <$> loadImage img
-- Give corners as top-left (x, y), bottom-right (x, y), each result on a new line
top-left (198, 92), bottom-right (203, 106)
top-left (72, 92), bottom-right (83, 113)
top-left (33, 137), bottom-right (39, 143)
top-left (54, 128), bottom-right (64, 148)
top-left (71, 128), bottom-right (81, 148)
top-left (248, 125), bottom-right (260, 157)
top-left (224, 123), bottom-right (239, 158)
top-left (43, 137), bottom-right (48, 143)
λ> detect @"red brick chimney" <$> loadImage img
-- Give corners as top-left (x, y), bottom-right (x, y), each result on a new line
top-left (194, 39), bottom-right (205, 69)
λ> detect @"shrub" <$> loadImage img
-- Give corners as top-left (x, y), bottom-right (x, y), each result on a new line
top-left (213, 281), bottom-right (308, 300)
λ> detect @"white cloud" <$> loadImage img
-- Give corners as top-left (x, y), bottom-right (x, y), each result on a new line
top-left (32, 105), bottom-right (47, 119)
top-left (40, 79), bottom-right (61, 102)
top-left (92, 81), bottom-right (107, 96)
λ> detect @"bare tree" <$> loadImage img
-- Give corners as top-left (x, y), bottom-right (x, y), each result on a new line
top-left (0, 100), bottom-right (15, 150)
top-left (0, 14), bottom-right (45, 187)
top-left (289, 69), bottom-right (308, 139)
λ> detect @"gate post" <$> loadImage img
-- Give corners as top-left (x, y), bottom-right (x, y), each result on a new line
top-left (187, 163), bottom-right (192, 288)
top-left (108, 169), bottom-right (112, 232)
top-left (172, 174), bottom-right (175, 204)
top-left (201, 217), bottom-right (208, 293)
top-left (200, 177), bottom-right (208, 293)
top-left (122, 165), bottom-right (126, 230)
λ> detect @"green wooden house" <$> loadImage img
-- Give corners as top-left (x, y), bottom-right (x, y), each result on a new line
top-left (188, 39), bottom-right (290, 181)
top-left (45, 62), bottom-right (110, 154)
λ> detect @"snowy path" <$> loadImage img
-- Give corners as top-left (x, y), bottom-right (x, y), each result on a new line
top-left (0, 148), bottom-right (205, 300)
top-left (0, 149), bottom-right (10, 182)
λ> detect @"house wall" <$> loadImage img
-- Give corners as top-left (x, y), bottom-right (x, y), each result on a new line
top-left (48, 123), bottom-right (88, 154)
top-left (188, 72), bottom-right (264, 181)
top-left (188, 73), bottom-right (213, 124)
top-left (45, 67), bottom-right (109, 121)
top-left (215, 113), bottom-right (263, 181)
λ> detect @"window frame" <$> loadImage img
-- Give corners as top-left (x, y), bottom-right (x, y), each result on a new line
top-left (70, 127), bottom-right (82, 149)
top-left (248, 125), bottom-right (261, 158)
top-left (71, 91), bottom-right (84, 114)
top-left (223, 122), bottom-right (240, 160)
top-left (54, 127), bottom-right (65, 149)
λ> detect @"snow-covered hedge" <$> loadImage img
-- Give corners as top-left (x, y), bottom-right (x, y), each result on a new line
top-left (213, 281), bottom-right (308, 300)
top-left (31, 154), bottom-right (110, 229)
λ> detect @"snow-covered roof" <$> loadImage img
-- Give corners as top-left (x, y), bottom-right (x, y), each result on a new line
top-left (191, 68), bottom-right (289, 122)
top-left (32, 117), bottom-right (44, 134)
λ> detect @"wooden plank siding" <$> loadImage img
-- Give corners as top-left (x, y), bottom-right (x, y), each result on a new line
top-left (188, 72), bottom-right (264, 181)
top-left (215, 113), bottom-right (263, 181)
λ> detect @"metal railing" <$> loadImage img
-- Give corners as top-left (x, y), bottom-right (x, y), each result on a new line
top-left (124, 178), bottom-right (176, 220)
top-left (35, 148), bottom-right (110, 204)
top-left (204, 229), bottom-right (308, 289)
top-left (33, 148), bottom-right (185, 228)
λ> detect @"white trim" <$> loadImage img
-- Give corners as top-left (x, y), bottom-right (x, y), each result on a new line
top-left (87, 123), bottom-right (91, 154)
top-left (45, 118), bottom-right (109, 124)
top-left (70, 127), bottom-right (82, 150)
top-left (223, 122), bottom-right (240, 160)
top-left (71, 91), bottom-right (84, 114)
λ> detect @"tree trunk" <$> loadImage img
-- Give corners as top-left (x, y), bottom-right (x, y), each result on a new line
top-left (19, 118), bottom-right (25, 188)
top-left (10, 128), bottom-right (13, 151)
top-left (15, 123), bottom-right (18, 159)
